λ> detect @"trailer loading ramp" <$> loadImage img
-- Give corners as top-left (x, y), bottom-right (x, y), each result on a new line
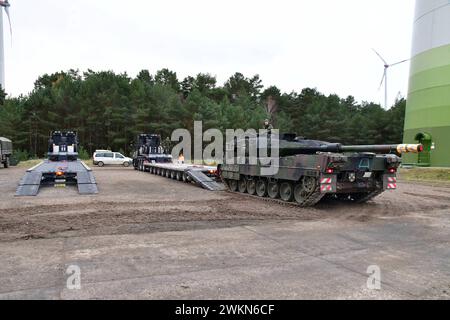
top-left (16, 160), bottom-right (98, 196)
top-left (186, 169), bottom-right (226, 191)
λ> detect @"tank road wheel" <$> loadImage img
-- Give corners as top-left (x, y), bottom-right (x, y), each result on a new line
top-left (280, 182), bottom-right (294, 202)
top-left (238, 177), bottom-right (247, 193)
top-left (268, 181), bottom-right (280, 199)
top-left (176, 172), bottom-right (183, 181)
top-left (228, 179), bottom-right (238, 192)
top-left (171, 171), bottom-right (177, 179)
top-left (294, 176), bottom-right (317, 205)
top-left (256, 179), bottom-right (268, 198)
top-left (98, 161), bottom-right (104, 167)
top-left (4, 157), bottom-right (10, 168)
top-left (166, 170), bottom-right (171, 178)
top-left (247, 179), bottom-right (256, 195)
top-left (182, 173), bottom-right (189, 182)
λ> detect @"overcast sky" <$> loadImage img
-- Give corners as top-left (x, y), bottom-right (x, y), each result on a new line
top-left (4, 0), bottom-right (415, 106)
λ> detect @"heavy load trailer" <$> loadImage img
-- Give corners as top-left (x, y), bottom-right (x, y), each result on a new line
top-left (16, 131), bottom-right (98, 196)
top-left (220, 134), bottom-right (423, 207)
top-left (0, 137), bottom-right (12, 168)
top-left (132, 133), bottom-right (224, 191)
top-left (138, 161), bottom-right (225, 191)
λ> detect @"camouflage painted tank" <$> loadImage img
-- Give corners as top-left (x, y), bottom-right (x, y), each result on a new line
top-left (219, 134), bottom-right (423, 207)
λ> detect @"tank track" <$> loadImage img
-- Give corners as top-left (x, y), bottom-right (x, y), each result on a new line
top-left (298, 184), bottom-right (326, 207)
top-left (224, 180), bottom-right (326, 208)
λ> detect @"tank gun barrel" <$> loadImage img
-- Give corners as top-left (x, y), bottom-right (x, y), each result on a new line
top-left (278, 142), bottom-right (423, 156)
top-left (340, 144), bottom-right (423, 154)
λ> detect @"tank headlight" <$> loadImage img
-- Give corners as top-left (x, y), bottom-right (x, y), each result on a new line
top-left (348, 172), bottom-right (356, 182)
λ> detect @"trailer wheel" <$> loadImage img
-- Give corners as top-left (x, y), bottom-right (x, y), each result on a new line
top-left (98, 161), bottom-right (104, 167)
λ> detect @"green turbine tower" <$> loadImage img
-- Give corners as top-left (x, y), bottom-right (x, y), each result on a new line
top-left (403, 0), bottom-right (450, 167)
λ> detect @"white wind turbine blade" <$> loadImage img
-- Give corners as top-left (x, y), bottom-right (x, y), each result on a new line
top-left (389, 59), bottom-right (409, 67)
top-left (4, 6), bottom-right (12, 38)
top-left (378, 69), bottom-right (386, 90)
top-left (372, 48), bottom-right (388, 65)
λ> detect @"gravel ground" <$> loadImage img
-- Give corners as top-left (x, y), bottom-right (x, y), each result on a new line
top-left (0, 165), bottom-right (449, 299)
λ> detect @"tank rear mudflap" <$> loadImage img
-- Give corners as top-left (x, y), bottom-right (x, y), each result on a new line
top-left (319, 174), bottom-right (337, 193)
top-left (186, 169), bottom-right (226, 191)
top-left (15, 171), bottom-right (43, 196)
top-left (382, 174), bottom-right (397, 190)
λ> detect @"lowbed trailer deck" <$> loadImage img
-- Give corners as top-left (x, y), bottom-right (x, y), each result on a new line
top-left (140, 162), bottom-right (225, 191)
top-left (16, 159), bottom-right (98, 196)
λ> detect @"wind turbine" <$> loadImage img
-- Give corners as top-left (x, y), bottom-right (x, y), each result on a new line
top-left (373, 49), bottom-right (409, 109)
top-left (0, 0), bottom-right (12, 91)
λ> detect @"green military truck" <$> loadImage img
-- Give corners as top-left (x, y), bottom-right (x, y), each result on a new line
top-left (0, 137), bottom-right (12, 168)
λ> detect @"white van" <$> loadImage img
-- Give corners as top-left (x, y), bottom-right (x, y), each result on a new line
top-left (93, 150), bottom-right (132, 167)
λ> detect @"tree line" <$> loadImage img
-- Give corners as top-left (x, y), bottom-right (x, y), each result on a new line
top-left (0, 69), bottom-right (406, 158)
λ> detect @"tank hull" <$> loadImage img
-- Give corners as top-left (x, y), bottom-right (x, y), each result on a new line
top-left (220, 152), bottom-right (400, 207)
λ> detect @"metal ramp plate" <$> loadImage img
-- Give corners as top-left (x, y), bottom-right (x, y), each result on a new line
top-left (76, 171), bottom-right (98, 194)
top-left (186, 170), bottom-right (226, 191)
top-left (16, 172), bottom-right (43, 196)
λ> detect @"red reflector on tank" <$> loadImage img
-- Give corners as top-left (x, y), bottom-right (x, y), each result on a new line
top-left (326, 168), bottom-right (334, 174)
top-left (388, 168), bottom-right (397, 174)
